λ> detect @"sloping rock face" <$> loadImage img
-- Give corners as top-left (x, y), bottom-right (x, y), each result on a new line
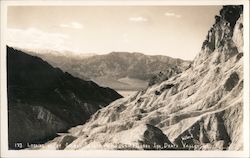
top-left (36, 5), bottom-right (244, 150)
top-left (7, 46), bottom-right (122, 149)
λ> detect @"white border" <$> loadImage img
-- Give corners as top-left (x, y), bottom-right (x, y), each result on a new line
top-left (0, 1), bottom-right (249, 158)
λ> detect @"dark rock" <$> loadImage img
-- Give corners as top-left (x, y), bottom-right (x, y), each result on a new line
top-left (236, 53), bottom-right (243, 61)
top-left (155, 91), bottom-right (161, 96)
top-left (224, 72), bottom-right (239, 91)
top-left (220, 5), bottom-right (243, 29)
top-left (160, 84), bottom-right (175, 92)
top-left (57, 135), bottom-right (77, 150)
top-left (139, 124), bottom-right (173, 150)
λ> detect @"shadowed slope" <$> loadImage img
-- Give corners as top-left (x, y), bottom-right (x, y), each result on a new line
top-left (7, 46), bottom-right (122, 149)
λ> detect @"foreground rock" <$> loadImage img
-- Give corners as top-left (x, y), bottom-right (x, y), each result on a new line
top-left (7, 46), bottom-right (122, 149)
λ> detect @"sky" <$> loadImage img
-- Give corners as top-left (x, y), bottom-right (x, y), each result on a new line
top-left (7, 6), bottom-right (222, 60)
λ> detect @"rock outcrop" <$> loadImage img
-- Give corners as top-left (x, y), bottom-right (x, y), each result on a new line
top-left (148, 66), bottom-right (186, 86)
top-left (34, 5), bottom-right (244, 150)
top-left (7, 46), bottom-right (122, 149)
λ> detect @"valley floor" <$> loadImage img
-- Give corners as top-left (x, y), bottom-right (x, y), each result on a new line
top-left (116, 90), bottom-right (138, 97)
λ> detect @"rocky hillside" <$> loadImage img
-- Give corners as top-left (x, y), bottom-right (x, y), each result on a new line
top-left (24, 50), bottom-right (190, 90)
top-left (36, 5), bottom-right (244, 150)
top-left (7, 46), bottom-right (122, 149)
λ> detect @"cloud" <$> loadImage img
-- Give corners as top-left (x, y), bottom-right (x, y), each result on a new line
top-left (59, 22), bottom-right (83, 29)
top-left (129, 16), bottom-right (148, 22)
top-left (164, 12), bottom-right (181, 18)
top-left (7, 28), bottom-right (78, 52)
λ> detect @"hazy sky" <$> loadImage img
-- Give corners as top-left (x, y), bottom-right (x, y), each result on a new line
top-left (7, 6), bottom-right (222, 60)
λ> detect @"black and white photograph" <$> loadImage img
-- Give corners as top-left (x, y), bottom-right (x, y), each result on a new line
top-left (0, 0), bottom-right (249, 158)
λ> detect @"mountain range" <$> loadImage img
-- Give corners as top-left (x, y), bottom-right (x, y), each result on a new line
top-left (22, 50), bottom-right (191, 91)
